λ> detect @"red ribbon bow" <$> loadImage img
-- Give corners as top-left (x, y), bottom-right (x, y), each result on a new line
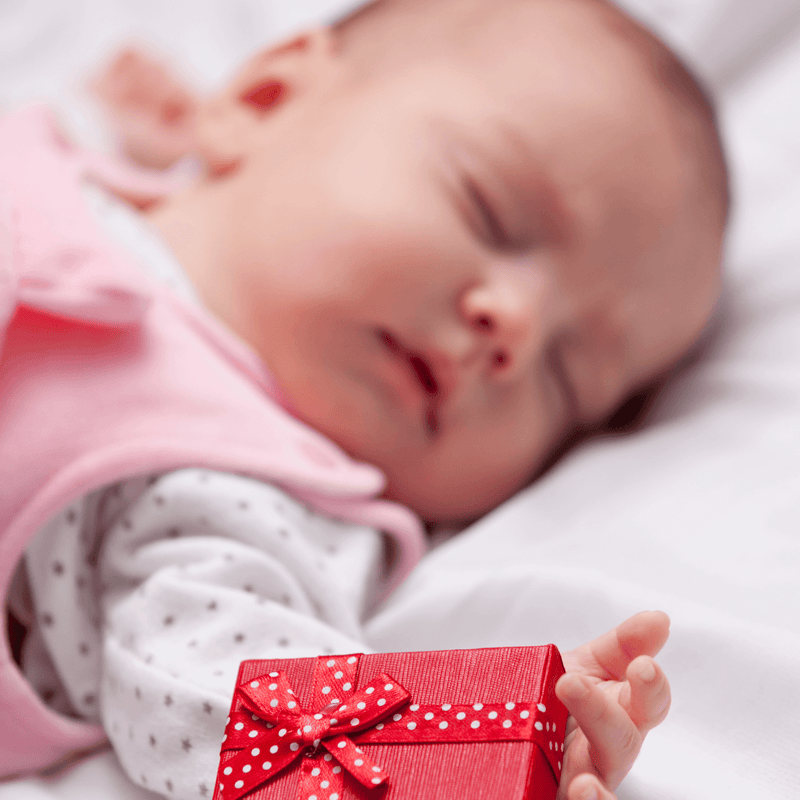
top-left (218, 665), bottom-right (410, 800)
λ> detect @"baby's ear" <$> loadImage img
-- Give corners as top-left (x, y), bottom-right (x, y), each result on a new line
top-left (194, 27), bottom-right (338, 177)
top-left (244, 27), bottom-right (338, 71)
top-left (228, 27), bottom-right (338, 113)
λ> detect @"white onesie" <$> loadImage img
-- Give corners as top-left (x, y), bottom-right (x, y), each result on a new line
top-left (17, 186), bottom-right (392, 800)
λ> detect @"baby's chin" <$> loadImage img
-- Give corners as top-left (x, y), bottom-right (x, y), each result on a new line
top-left (378, 457), bottom-right (535, 527)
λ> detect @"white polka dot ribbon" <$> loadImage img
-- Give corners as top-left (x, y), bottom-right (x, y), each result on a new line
top-left (361, 699), bottom-right (557, 736)
top-left (217, 661), bottom-right (409, 800)
top-left (354, 699), bottom-right (564, 771)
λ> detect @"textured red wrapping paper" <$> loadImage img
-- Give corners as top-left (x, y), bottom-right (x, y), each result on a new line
top-left (214, 646), bottom-right (568, 800)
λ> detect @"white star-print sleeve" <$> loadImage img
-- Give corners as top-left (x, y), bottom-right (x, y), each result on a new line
top-left (24, 469), bottom-right (385, 800)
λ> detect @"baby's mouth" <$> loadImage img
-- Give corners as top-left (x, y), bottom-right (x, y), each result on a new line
top-left (378, 329), bottom-right (441, 435)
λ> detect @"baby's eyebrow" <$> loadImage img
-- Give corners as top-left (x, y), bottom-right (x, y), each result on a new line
top-left (433, 118), bottom-right (573, 248)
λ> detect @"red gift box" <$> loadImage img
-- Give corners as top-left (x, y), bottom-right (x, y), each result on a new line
top-left (214, 646), bottom-right (568, 800)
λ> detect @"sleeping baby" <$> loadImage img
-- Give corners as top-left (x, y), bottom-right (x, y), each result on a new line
top-left (1, 0), bottom-right (727, 798)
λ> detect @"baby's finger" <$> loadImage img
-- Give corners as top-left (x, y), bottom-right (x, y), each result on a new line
top-left (566, 610), bottom-right (670, 681)
top-left (556, 673), bottom-right (641, 788)
top-left (566, 773), bottom-right (617, 800)
top-left (625, 655), bottom-right (670, 733)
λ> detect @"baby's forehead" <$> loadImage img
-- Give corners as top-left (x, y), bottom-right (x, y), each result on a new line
top-left (338, 0), bottom-right (649, 82)
top-left (340, 0), bottom-right (680, 171)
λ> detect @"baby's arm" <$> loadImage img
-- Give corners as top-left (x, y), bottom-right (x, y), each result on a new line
top-left (24, 469), bottom-right (384, 800)
top-left (88, 46), bottom-right (200, 169)
top-left (556, 611), bottom-right (672, 800)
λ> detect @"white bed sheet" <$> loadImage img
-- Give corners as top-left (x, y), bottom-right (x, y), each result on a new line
top-left (2, 1), bottom-right (799, 798)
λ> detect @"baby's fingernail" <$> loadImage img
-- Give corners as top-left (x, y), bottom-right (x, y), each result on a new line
top-left (639, 661), bottom-right (657, 682)
top-left (579, 785), bottom-right (599, 800)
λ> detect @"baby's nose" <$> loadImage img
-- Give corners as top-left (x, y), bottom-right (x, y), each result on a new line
top-left (460, 264), bottom-right (551, 378)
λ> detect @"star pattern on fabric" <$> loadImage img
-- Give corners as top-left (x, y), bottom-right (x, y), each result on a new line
top-left (26, 469), bottom-right (382, 800)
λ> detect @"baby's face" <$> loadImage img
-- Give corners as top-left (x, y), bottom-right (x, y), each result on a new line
top-left (185, 1), bottom-right (722, 523)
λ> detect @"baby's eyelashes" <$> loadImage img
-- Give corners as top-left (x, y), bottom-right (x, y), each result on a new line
top-left (462, 175), bottom-right (510, 250)
top-left (547, 341), bottom-right (580, 423)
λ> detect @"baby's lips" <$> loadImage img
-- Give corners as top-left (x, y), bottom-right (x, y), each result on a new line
top-left (421, 347), bottom-right (460, 412)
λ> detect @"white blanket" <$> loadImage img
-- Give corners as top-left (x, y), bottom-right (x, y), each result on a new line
top-left (2, 1), bottom-right (798, 798)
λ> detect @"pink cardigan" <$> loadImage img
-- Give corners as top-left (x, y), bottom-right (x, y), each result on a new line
top-left (0, 106), bottom-right (426, 778)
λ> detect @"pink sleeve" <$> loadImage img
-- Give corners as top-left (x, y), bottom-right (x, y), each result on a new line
top-left (0, 106), bottom-right (153, 334)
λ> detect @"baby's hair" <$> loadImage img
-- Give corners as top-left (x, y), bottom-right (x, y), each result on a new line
top-left (588, 0), bottom-right (730, 228)
top-left (333, 0), bottom-right (730, 231)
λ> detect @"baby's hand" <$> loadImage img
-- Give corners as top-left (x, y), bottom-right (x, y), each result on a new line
top-left (88, 46), bottom-right (200, 169)
top-left (555, 611), bottom-right (671, 800)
